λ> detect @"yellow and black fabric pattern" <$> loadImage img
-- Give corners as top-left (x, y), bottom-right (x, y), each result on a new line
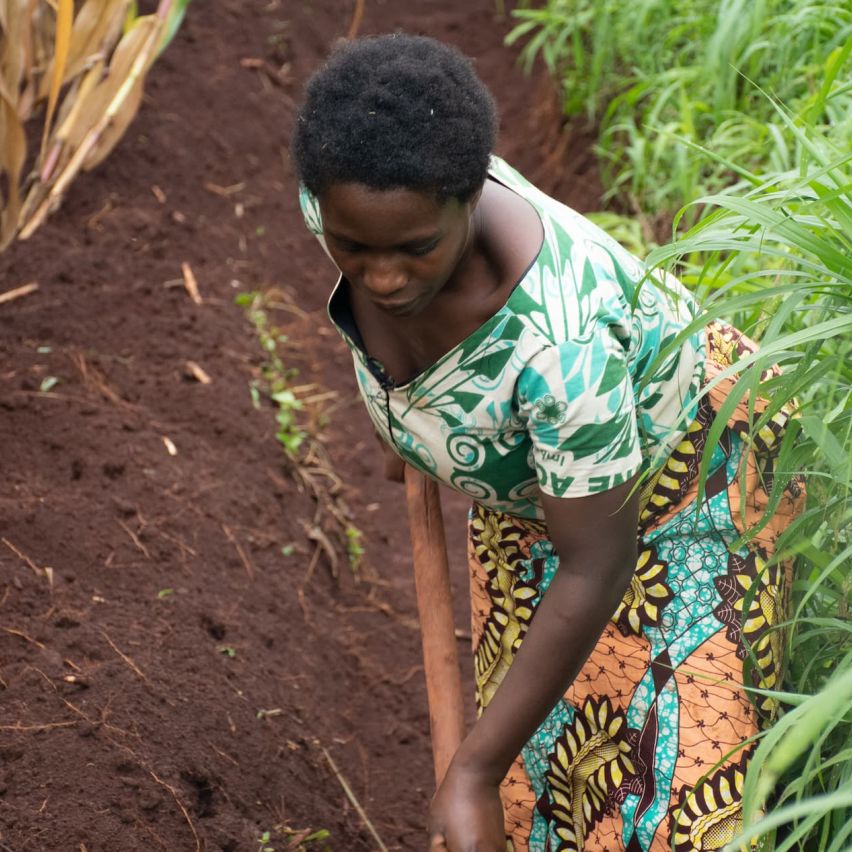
top-left (468, 322), bottom-right (804, 850)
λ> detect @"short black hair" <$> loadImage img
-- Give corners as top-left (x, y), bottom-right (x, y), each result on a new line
top-left (292, 34), bottom-right (497, 202)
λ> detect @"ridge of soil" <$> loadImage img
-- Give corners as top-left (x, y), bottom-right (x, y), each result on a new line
top-left (0, 3), bottom-right (602, 849)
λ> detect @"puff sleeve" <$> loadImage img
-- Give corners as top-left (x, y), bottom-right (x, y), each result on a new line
top-left (516, 324), bottom-right (642, 498)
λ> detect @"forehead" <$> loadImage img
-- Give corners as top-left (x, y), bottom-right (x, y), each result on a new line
top-left (318, 183), bottom-right (461, 245)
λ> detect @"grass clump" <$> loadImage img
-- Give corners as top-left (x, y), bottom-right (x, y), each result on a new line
top-left (642, 90), bottom-right (851, 852)
top-left (507, 3), bottom-right (851, 845)
top-left (508, 0), bottom-right (851, 225)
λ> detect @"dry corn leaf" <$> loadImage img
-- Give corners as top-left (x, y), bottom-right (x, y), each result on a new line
top-left (40, 0), bottom-right (73, 153)
top-left (20, 15), bottom-right (162, 239)
top-left (37, 57), bottom-right (104, 184)
top-left (0, 101), bottom-right (26, 249)
top-left (0, 1), bottom-right (26, 106)
top-left (82, 74), bottom-right (143, 170)
top-left (68, 0), bottom-right (129, 76)
top-left (0, 61), bottom-right (22, 112)
top-left (0, 1), bottom-right (28, 249)
top-left (28, 2), bottom-right (55, 95)
top-left (62, 15), bottom-right (159, 149)
top-left (0, 17), bottom-right (20, 97)
top-left (3, 0), bottom-right (184, 248)
top-left (36, 0), bottom-right (129, 99)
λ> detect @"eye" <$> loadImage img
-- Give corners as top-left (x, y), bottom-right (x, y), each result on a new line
top-left (407, 239), bottom-right (439, 257)
top-left (332, 239), bottom-right (362, 254)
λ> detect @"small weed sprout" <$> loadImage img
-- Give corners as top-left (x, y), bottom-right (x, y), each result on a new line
top-left (249, 381), bottom-right (262, 410)
top-left (345, 525), bottom-right (364, 573)
top-left (301, 829), bottom-right (331, 846)
top-left (236, 291), bottom-right (306, 456)
top-left (271, 389), bottom-right (304, 455)
top-left (257, 826), bottom-right (331, 851)
top-left (236, 290), bottom-right (361, 585)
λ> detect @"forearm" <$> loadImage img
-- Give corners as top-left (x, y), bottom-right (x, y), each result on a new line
top-left (451, 553), bottom-right (634, 783)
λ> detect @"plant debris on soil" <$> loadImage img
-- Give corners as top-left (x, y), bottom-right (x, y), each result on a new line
top-left (0, 2), bottom-right (602, 849)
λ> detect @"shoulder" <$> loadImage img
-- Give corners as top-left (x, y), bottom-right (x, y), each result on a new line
top-left (492, 158), bottom-right (700, 350)
top-left (487, 157), bottom-right (632, 339)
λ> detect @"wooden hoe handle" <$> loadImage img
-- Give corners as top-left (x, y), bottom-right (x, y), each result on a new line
top-left (404, 465), bottom-right (466, 786)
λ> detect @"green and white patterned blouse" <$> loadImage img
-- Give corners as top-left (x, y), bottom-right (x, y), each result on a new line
top-left (300, 157), bottom-right (705, 520)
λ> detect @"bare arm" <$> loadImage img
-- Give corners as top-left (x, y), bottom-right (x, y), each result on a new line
top-left (428, 476), bottom-right (639, 850)
top-left (373, 428), bottom-right (406, 482)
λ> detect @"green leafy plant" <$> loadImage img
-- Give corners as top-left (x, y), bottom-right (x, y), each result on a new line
top-left (256, 826), bottom-right (331, 851)
top-left (236, 291), bottom-right (306, 456)
top-left (236, 291), bottom-right (366, 580)
top-left (644, 95), bottom-right (851, 850)
top-left (271, 388), bottom-right (305, 455)
top-left (508, 0), bottom-right (852, 225)
top-left (510, 4), bottom-right (851, 842)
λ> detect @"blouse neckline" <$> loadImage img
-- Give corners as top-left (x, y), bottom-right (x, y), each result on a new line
top-left (327, 166), bottom-right (546, 391)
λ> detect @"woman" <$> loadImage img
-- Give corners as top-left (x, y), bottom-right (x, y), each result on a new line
top-left (292, 35), bottom-right (802, 851)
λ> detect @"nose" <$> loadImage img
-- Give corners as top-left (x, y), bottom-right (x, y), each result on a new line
top-left (361, 255), bottom-right (407, 298)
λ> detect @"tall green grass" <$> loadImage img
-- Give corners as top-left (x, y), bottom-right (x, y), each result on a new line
top-left (507, 3), bottom-right (851, 847)
top-left (508, 0), bottom-right (852, 225)
top-left (645, 106), bottom-right (851, 850)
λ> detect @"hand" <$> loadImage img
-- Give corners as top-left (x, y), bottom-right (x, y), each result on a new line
top-left (427, 763), bottom-right (506, 851)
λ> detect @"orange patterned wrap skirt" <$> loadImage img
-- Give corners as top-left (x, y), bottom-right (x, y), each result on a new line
top-left (468, 323), bottom-right (804, 851)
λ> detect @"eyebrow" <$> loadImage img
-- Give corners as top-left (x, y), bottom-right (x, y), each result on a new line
top-left (324, 229), bottom-right (442, 250)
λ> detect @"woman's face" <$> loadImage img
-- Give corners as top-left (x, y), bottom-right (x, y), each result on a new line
top-left (317, 183), bottom-right (478, 318)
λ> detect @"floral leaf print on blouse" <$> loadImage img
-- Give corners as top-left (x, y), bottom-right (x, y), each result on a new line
top-left (533, 394), bottom-right (568, 426)
top-left (305, 155), bottom-right (705, 518)
top-left (518, 329), bottom-right (642, 498)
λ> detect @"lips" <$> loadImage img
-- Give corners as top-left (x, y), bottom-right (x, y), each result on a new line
top-left (374, 295), bottom-right (421, 315)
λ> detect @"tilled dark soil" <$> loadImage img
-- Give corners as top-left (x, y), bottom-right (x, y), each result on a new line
top-left (0, 2), bottom-right (601, 849)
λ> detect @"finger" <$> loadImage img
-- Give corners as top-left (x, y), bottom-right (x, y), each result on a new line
top-left (429, 833), bottom-right (448, 851)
